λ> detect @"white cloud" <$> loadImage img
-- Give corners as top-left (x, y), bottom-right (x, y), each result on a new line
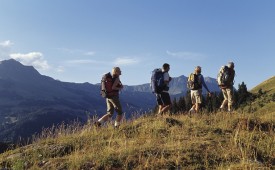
top-left (113, 57), bottom-right (139, 66)
top-left (84, 51), bottom-right (96, 56)
top-left (56, 66), bottom-right (65, 73)
top-left (57, 48), bottom-right (80, 54)
top-left (57, 48), bottom-right (96, 56)
top-left (0, 41), bottom-right (51, 71)
top-left (0, 40), bottom-right (14, 47)
top-left (166, 50), bottom-right (205, 60)
top-left (66, 59), bottom-right (100, 64)
top-left (10, 52), bottom-right (50, 70)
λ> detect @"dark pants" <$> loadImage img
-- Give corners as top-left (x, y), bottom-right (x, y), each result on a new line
top-left (156, 92), bottom-right (171, 106)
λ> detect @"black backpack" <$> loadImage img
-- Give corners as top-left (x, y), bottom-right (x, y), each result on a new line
top-left (187, 73), bottom-right (202, 90)
top-left (150, 68), bottom-right (166, 94)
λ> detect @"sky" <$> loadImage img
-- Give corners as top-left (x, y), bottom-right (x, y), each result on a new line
top-left (0, 0), bottom-right (275, 90)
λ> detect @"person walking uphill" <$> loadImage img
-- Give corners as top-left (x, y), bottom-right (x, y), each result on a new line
top-left (218, 62), bottom-right (235, 112)
top-left (95, 67), bottom-right (124, 128)
top-left (187, 66), bottom-right (211, 114)
top-left (151, 63), bottom-right (172, 115)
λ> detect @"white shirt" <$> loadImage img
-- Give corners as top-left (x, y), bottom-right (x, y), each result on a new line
top-left (163, 72), bottom-right (170, 84)
top-left (163, 72), bottom-right (170, 92)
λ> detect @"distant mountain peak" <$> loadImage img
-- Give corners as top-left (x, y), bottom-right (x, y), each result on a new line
top-left (0, 59), bottom-right (23, 66)
top-left (0, 59), bottom-right (41, 81)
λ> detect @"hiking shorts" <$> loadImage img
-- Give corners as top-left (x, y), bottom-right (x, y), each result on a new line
top-left (156, 91), bottom-right (171, 106)
top-left (191, 89), bottom-right (202, 104)
top-left (222, 87), bottom-right (234, 105)
top-left (106, 96), bottom-right (123, 116)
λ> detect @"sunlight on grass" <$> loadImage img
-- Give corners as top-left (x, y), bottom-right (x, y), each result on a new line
top-left (1, 110), bottom-right (274, 169)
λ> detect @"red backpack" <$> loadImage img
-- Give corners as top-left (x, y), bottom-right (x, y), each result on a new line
top-left (100, 72), bottom-right (119, 98)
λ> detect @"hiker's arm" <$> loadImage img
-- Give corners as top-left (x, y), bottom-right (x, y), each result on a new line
top-left (112, 78), bottom-right (123, 90)
top-left (164, 73), bottom-right (171, 85)
top-left (164, 80), bottom-right (169, 85)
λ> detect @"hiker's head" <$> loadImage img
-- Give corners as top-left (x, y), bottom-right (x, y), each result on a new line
top-left (228, 62), bottom-right (234, 69)
top-left (194, 66), bottom-right (201, 74)
top-left (112, 67), bottom-right (121, 76)
top-left (162, 63), bottom-right (170, 72)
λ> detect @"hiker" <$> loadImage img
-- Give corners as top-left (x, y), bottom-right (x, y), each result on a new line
top-left (155, 63), bottom-right (172, 115)
top-left (188, 66), bottom-right (211, 114)
top-left (218, 62), bottom-right (235, 112)
top-left (95, 67), bottom-right (124, 128)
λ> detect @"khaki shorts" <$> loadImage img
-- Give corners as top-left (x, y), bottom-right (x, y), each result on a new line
top-left (222, 88), bottom-right (234, 105)
top-left (106, 96), bottom-right (123, 116)
top-left (191, 89), bottom-right (202, 104)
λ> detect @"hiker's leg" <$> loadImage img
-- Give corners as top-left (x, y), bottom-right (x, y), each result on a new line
top-left (220, 100), bottom-right (228, 109)
top-left (196, 89), bottom-right (202, 113)
top-left (98, 98), bottom-right (114, 124)
top-left (98, 114), bottom-right (112, 124)
top-left (158, 105), bottom-right (163, 114)
top-left (189, 104), bottom-right (195, 112)
top-left (115, 114), bottom-right (123, 127)
top-left (189, 90), bottom-right (196, 113)
top-left (194, 90), bottom-right (202, 113)
top-left (116, 114), bottom-right (123, 122)
top-left (227, 88), bottom-right (234, 112)
top-left (161, 104), bottom-right (171, 113)
top-left (195, 103), bottom-right (200, 113)
top-left (160, 92), bottom-right (171, 114)
top-left (111, 96), bottom-right (123, 127)
top-left (220, 89), bottom-right (228, 109)
top-left (156, 94), bottom-right (164, 114)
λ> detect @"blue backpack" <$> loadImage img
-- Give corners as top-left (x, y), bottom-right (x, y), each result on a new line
top-left (151, 68), bottom-right (165, 94)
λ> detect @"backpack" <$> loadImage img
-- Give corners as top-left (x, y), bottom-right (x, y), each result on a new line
top-left (217, 65), bottom-right (230, 86)
top-left (151, 68), bottom-right (166, 94)
top-left (100, 72), bottom-right (118, 98)
top-left (187, 73), bottom-right (202, 90)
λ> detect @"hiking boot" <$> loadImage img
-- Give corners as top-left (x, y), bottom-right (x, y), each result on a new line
top-left (94, 121), bottom-right (101, 127)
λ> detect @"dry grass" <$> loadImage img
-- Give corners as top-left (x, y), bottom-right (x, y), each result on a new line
top-left (0, 110), bottom-right (274, 170)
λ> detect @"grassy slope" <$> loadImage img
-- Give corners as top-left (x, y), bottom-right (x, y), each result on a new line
top-left (251, 76), bottom-right (275, 94)
top-left (244, 76), bottom-right (275, 114)
top-left (0, 111), bottom-right (274, 170)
